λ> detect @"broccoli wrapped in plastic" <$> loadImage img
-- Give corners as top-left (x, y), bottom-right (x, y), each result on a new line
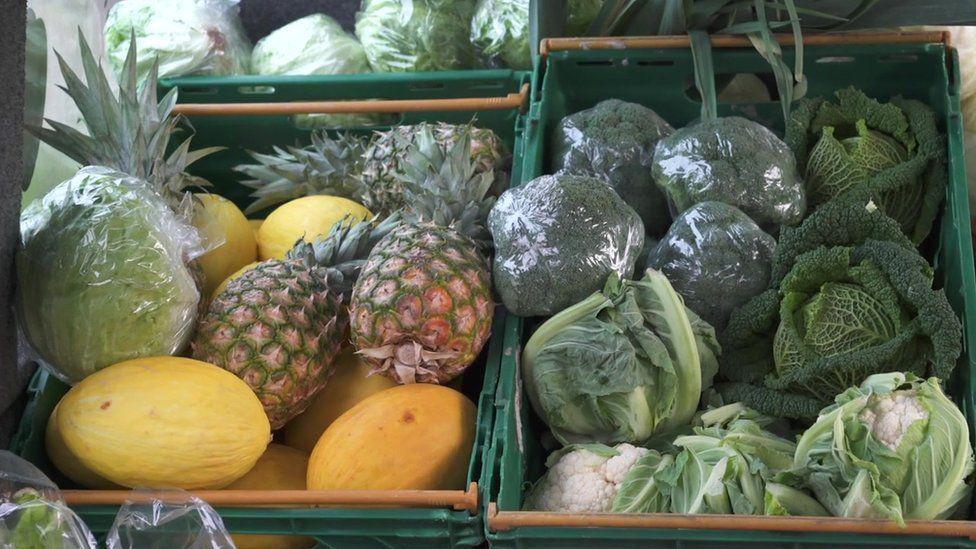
top-left (489, 174), bottom-right (645, 317)
top-left (644, 201), bottom-right (775, 333)
top-left (552, 99), bottom-right (675, 236)
top-left (652, 117), bottom-right (806, 228)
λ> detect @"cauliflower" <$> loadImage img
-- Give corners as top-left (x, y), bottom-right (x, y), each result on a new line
top-left (523, 443), bottom-right (649, 512)
top-left (858, 390), bottom-right (929, 451)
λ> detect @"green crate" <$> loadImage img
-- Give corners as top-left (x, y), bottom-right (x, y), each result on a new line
top-left (158, 69), bottom-right (529, 211)
top-left (484, 40), bottom-right (976, 547)
top-left (9, 70), bottom-right (529, 548)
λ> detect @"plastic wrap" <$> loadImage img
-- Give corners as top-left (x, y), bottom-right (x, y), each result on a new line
top-left (565, 0), bottom-right (604, 35)
top-left (355, 0), bottom-right (480, 72)
top-left (488, 174), bottom-right (645, 317)
top-left (17, 167), bottom-right (201, 384)
top-left (106, 492), bottom-right (233, 549)
top-left (470, 0), bottom-right (531, 70)
top-left (104, 0), bottom-right (251, 82)
top-left (643, 201), bottom-right (775, 333)
top-left (652, 116), bottom-right (806, 228)
top-left (0, 451), bottom-right (96, 549)
top-left (552, 99), bottom-right (675, 236)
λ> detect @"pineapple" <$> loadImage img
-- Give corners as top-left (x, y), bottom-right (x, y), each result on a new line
top-left (192, 213), bottom-right (400, 428)
top-left (234, 132), bottom-right (370, 215)
top-left (350, 126), bottom-right (496, 385)
top-left (360, 122), bottom-right (510, 215)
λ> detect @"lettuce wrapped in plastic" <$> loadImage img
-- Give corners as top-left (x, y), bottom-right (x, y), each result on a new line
top-left (0, 451), bottom-right (96, 549)
top-left (17, 167), bottom-right (202, 384)
top-left (470, 0), bottom-right (531, 69)
top-left (356, 0), bottom-right (480, 72)
top-left (522, 271), bottom-right (721, 445)
top-left (488, 173), bottom-right (645, 317)
top-left (644, 201), bottom-right (775, 333)
top-left (791, 373), bottom-right (973, 523)
top-left (104, 0), bottom-right (251, 82)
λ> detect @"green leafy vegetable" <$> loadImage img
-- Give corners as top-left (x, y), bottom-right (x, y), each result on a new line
top-left (612, 451), bottom-right (675, 513)
top-left (104, 0), bottom-right (251, 82)
top-left (718, 199), bottom-right (962, 420)
top-left (18, 168), bottom-right (201, 383)
top-left (252, 14), bottom-right (370, 76)
top-left (652, 116), bottom-right (806, 229)
top-left (470, 0), bottom-right (531, 69)
top-left (566, 0), bottom-right (605, 35)
top-left (488, 173), bottom-right (645, 317)
top-left (786, 87), bottom-right (947, 244)
top-left (522, 270), bottom-right (720, 445)
top-left (763, 483), bottom-right (830, 516)
top-left (355, 0), bottom-right (480, 72)
top-left (643, 201), bottom-right (775, 333)
top-left (791, 373), bottom-right (974, 524)
top-left (552, 99), bottom-right (675, 236)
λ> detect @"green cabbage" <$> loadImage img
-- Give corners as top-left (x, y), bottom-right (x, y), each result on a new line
top-left (355, 0), bottom-right (480, 72)
top-left (522, 270), bottom-right (721, 445)
top-left (17, 168), bottom-right (200, 384)
top-left (252, 14), bottom-right (371, 76)
top-left (104, 0), bottom-right (251, 82)
top-left (470, 0), bottom-right (531, 69)
top-left (786, 87), bottom-right (947, 244)
top-left (791, 373), bottom-right (974, 523)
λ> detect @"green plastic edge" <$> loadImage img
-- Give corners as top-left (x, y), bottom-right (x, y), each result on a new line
top-left (8, 69), bottom-right (534, 548)
top-left (484, 41), bottom-right (976, 548)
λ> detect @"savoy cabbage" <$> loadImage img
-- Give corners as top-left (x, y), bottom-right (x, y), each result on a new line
top-left (717, 199), bottom-right (962, 419)
top-left (786, 87), bottom-right (947, 244)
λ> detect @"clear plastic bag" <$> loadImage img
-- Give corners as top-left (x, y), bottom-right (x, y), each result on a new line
top-left (104, 0), bottom-right (251, 82)
top-left (652, 116), bottom-right (806, 229)
top-left (470, 0), bottom-right (531, 70)
top-left (488, 173), bottom-right (645, 317)
top-left (252, 13), bottom-right (370, 76)
top-left (643, 201), bottom-right (776, 333)
top-left (17, 167), bottom-right (202, 384)
top-left (0, 451), bottom-right (96, 549)
top-left (565, 0), bottom-right (604, 35)
top-left (106, 491), bottom-right (233, 549)
top-left (355, 0), bottom-right (480, 72)
top-left (551, 99), bottom-right (675, 236)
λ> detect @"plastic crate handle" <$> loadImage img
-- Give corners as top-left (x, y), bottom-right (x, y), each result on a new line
top-left (171, 84), bottom-right (530, 117)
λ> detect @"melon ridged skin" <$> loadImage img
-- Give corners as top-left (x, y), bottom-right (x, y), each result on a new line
top-left (307, 384), bottom-right (476, 491)
top-left (55, 357), bottom-right (271, 490)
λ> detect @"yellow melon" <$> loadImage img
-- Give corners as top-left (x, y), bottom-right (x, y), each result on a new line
top-left (55, 356), bottom-right (271, 489)
top-left (226, 444), bottom-right (313, 549)
top-left (258, 196), bottom-right (370, 260)
top-left (212, 261), bottom-right (261, 300)
top-left (193, 194), bottom-right (258, 296)
top-left (46, 402), bottom-right (122, 489)
top-left (307, 384), bottom-right (476, 491)
top-left (281, 349), bottom-right (397, 454)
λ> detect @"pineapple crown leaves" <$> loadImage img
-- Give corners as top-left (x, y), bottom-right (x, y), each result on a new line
top-left (235, 132), bottom-right (370, 215)
top-left (26, 29), bottom-right (221, 209)
top-left (396, 123), bottom-right (496, 250)
top-left (286, 211), bottom-right (403, 299)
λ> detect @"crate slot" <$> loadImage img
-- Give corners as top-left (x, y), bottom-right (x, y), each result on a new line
top-left (815, 56), bottom-right (856, 64)
top-left (237, 85), bottom-right (276, 95)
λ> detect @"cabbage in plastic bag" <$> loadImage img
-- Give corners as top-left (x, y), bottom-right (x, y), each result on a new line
top-left (470, 0), bottom-right (531, 69)
top-left (18, 167), bottom-right (202, 384)
top-left (0, 451), bottom-right (96, 549)
top-left (652, 116), bottom-right (806, 228)
top-left (552, 99), bottom-right (675, 236)
top-left (106, 491), bottom-right (233, 549)
top-left (489, 173), bottom-right (645, 317)
top-left (104, 0), bottom-right (251, 82)
top-left (643, 201), bottom-right (775, 333)
top-left (356, 0), bottom-right (480, 72)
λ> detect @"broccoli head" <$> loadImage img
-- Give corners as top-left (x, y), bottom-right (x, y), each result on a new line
top-left (488, 173), bottom-right (645, 317)
top-left (644, 201), bottom-right (775, 334)
top-left (652, 116), bottom-right (806, 229)
top-left (552, 99), bottom-right (675, 236)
